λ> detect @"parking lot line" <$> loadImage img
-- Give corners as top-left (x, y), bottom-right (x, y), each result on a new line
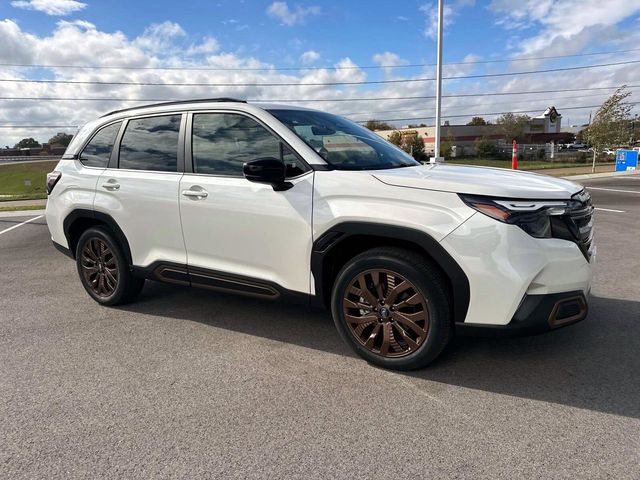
top-left (587, 187), bottom-right (640, 194)
top-left (594, 207), bottom-right (625, 213)
top-left (0, 215), bottom-right (43, 236)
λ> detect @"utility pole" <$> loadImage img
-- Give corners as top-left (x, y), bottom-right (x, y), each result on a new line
top-left (430, 0), bottom-right (444, 164)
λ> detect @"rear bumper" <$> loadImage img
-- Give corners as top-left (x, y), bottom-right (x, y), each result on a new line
top-left (456, 290), bottom-right (588, 337)
top-left (52, 240), bottom-right (74, 259)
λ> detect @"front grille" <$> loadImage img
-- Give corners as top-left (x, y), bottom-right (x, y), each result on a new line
top-left (550, 190), bottom-right (594, 261)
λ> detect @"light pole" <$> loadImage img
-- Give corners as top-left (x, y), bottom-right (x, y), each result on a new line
top-left (430, 0), bottom-right (444, 164)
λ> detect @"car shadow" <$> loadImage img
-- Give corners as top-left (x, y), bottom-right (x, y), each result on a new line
top-left (120, 282), bottom-right (640, 419)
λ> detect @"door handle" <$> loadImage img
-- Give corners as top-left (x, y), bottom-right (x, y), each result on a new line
top-left (101, 182), bottom-right (120, 191)
top-left (182, 189), bottom-right (208, 199)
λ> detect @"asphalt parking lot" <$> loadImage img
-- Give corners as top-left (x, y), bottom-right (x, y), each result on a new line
top-left (1, 174), bottom-right (639, 479)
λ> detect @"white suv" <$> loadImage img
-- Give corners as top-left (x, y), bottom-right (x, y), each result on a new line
top-left (46, 99), bottom-right (594, 369)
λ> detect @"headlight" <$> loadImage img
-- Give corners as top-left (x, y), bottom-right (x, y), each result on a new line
top-left (459, 194), bottom-right (582, 239)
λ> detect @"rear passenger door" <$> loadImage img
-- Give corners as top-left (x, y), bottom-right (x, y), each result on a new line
top-left (94, 113), bottom-right (187, 268)
top-left (179, 111), bottom-right (314, 295)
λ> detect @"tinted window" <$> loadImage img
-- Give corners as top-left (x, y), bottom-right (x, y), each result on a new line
top-left (192, 113), bottom-right (307, 177)
top-left (268, 109), bottom-right (419, 171)
top-left (80, 122), bottom-right (121, 168)
top-left (119, 115), bottom-right (181, 172)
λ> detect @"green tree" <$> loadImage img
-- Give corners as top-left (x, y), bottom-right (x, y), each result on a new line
top-left (13, 138), bottom-right (41, 149)
top-left (405, 133), bottom-right (426, 162)
top-left (575, 127), bottom-right (588, 144)
top-left (47, 132), bottom-right (73, 147)
top-left (467, 116), bottom-right (488, 126)
top-left (364, 120), bottom-right (394, 131)
top-left (496, 112), bottom-right (530, 142)
top-left (585, 86), bottom-right (632, 172)
top-left (387, 131), bottom-right (403, 147)
top-left (474, 136), bottom-right (497, 157)
top-left (439, 128), bottom-right (455, 159)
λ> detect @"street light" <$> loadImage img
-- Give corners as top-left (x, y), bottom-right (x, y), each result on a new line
top-left (430, 0), bottom-right (444, 164)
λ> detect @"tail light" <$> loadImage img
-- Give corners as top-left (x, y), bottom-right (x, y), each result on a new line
top-left (46, 171), bottom-right (62, 195)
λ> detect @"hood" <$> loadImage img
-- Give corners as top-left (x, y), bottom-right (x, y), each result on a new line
top-left (372, 164), bottom-right (583, 200)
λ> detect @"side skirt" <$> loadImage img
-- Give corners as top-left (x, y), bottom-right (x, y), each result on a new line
top-left (131, 261), bottom-right (313, 306)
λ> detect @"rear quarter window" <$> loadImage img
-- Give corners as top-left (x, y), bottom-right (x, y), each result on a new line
top-left (79, 122), bottom-right (122, 168)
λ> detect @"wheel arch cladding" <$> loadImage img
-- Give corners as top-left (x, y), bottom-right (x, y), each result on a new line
top-left (311, 222), bottom-right (470, 324)
top-left (63, 209), bottom-right (133, 266)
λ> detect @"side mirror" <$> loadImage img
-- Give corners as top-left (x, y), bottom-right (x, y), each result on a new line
top-left (243, 158), bottom-right (292, 191)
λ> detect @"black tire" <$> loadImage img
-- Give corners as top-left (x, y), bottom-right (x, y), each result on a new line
top-left (331, 247), bottom-right (452, 370)
top-left (75, 226), bottom-right (144, 306)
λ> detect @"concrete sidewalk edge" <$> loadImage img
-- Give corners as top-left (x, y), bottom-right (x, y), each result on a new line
top-left (0, 209), bottom-right (46, 218)
top-left (562, 170), bottom-right (638, 180)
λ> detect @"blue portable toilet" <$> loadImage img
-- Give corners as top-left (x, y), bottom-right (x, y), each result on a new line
top-left (615, 149), bottom-right (639, 172)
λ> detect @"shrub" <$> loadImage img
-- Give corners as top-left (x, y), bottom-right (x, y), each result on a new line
top-left (474, 137), bottom-right (497, 157)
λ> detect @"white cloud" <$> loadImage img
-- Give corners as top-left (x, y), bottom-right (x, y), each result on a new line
top-left (372, 51), bottom-right (408, 76)
top-left (11, 0), bottom-right (87, 16)
top-left (490, 0), bottom-right (640, 59)
top-left (300, 50), bottom-right (320, 64)
top-left (420, 0), bottom-right (475, 39)
top-left (266, 1), bottom-right (320, 26)
top-left (134, 21), bottom-right (186, 54)
top-left (187, 37), bottom-right (219, 56)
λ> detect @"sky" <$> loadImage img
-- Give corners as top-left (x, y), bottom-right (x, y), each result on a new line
top-left (1, 0), bottom-right (640, 146)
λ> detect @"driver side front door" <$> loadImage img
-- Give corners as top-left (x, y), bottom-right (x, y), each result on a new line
top-left (178, 111), bottom-right (314, 297)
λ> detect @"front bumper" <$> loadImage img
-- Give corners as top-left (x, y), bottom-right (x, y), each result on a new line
top-left (456, 290), bottom-right (588, 337)
top-left (440, 211), bottom-right (592, 326)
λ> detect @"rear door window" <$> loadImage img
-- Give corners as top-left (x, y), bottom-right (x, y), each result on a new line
top-left (119, 115), bottom-right (181, 172)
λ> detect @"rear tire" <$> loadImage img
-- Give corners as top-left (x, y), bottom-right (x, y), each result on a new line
top-left (75, 227), bottom-right (144, 306)
top-left (331, 247), bottom-right (451, 370)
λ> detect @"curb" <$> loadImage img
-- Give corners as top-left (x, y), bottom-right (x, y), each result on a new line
top-left (562, 170), bottom-right (638, 180)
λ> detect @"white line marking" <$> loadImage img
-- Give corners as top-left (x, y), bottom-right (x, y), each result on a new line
top-left (587, 187), bottom-right (640, 194)
top-left (594, 207), bottom-right (625, 213)
top-left (0, 215), bottom-right (44, 236)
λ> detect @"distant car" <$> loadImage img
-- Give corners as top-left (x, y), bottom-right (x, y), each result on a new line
top-left (604, 149), bottom-right (616, 155)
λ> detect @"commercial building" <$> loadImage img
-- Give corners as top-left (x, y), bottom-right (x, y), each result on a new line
top-left (375, 106), bottom-right (570, 156)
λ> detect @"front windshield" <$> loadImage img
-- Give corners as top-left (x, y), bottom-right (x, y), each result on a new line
top-left (268, 109), bottom-right (419, 170)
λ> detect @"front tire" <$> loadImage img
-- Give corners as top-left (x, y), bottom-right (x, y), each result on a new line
top-left (75, 227), bottom-right (144, 306)
top-left (331, 247), bottom-right (451, 370)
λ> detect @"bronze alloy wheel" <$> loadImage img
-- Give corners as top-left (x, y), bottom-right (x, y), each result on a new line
top-left (80, 238), bottom-right (119, 298)
top-left (342, 269), bottom-right (430, 358)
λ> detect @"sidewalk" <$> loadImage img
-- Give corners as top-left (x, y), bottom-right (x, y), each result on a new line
top-left (529, 164), bottom-right (618, 177)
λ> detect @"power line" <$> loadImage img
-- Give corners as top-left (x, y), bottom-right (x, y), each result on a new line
top-left (4, 102), bottom-right (638, 130)
top-left (0, 125), bottom-right (78, 128)
top-left (353, 102), bottom-right (640, 123)
top-left (343, 92), bottom-right (632, 118)
top-left (1, 60), bottom-right (638, 87)
top-left (0, 84), bottom-right (637, 104)
top-left (2, 48), bottom-right (639, 72)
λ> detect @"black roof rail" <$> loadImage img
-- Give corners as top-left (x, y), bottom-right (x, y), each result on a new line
top-left (100, 98), bottom-right (247, 117)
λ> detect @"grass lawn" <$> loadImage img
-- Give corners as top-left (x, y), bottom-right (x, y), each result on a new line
top-left (0, 161), bottom-right (58, 201)
top-left (447, 158), bottom-right (614, 170)
top-left (0, 204), bottom-right (46, 212)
